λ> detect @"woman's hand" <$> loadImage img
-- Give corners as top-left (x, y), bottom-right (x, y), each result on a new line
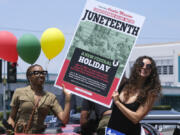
top-left (58, 84), bottom-right (72, 125)
top-left (112, 91), bottom-right (120, 104)
top-left (62, 84), bottom-right (71, 102)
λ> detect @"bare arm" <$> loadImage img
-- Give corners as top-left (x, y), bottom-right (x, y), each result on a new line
top-left (80, 110), bottom-right (89, 126)
top-left (7, 107), bottom-right (18, 128)
top-left (57, 85), bottom-right (71, 125)
top-left (113, 91), bottom-right (156, 124)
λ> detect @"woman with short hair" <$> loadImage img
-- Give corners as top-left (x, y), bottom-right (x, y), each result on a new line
top-left (7, 64), bottom-right (71, 134)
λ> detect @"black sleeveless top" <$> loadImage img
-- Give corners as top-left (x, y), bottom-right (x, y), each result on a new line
top-left (108, 83), bottom-right (141, 135)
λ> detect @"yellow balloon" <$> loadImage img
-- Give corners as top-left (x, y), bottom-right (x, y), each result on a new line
top-left (41, 28), bottom-right (65, 60)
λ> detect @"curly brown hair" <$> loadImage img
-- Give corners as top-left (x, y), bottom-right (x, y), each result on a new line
top-left (124, 56), bottom-right (161, 104)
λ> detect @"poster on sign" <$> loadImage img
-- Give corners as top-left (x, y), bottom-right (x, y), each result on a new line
top-left (55, 0), bottom-right (145, 108)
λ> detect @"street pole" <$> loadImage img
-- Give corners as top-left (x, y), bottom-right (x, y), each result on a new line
top-left (3, 59), bottom-right (7, 119)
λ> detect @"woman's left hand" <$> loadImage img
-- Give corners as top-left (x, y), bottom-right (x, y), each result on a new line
top-left (62, 84), bottom-right (71, 102)
top-left (112, 91), bottom-right (120, 103)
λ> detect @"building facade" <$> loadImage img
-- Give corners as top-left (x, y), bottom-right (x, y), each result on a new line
top-left (126, 42), bottom-right (180, 87)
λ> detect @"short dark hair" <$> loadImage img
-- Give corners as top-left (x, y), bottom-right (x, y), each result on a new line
top-left (26, 64), bottom-right (42, 82)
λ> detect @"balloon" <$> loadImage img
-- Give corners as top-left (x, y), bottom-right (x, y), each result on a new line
top-left (17, 34), bottom-right (41, 64)
top-left (41, 28), bottom-right (65, 60)
top-left (0, 31), bottom-right (18, 62)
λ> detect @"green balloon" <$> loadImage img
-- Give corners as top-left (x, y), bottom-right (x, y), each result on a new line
top-left (17, 34), bottom-right (41, 64)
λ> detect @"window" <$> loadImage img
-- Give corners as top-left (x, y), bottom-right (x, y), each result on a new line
top-left (163, 66), bottom-right (168, 74)
top-left (155, 59), bottom-right (173, 75)
top-left (157, 66), bottom-right (162, 75)
top-left (169, 65), bottom-right (173, 74)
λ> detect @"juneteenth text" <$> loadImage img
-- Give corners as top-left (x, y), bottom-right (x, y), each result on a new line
top-left (82, 9), bottom-right (140, 36)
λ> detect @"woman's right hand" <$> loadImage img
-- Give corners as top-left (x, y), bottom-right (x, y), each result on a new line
top-left (112, 91), bottom-right (120, 104)
top-left (62, 84), bottom-right (71, 102)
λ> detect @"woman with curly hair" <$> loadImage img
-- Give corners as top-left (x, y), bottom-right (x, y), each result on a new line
top-left (107, 56), bottom-right (161, 135)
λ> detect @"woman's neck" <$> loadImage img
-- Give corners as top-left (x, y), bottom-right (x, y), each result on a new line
top-left (30, 85), bottom-right (43, 95)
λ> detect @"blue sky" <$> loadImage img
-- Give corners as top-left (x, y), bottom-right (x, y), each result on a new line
top-left (0, 0), bottom-right (180, 74)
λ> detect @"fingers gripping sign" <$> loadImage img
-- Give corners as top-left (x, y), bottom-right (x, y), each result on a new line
top-left (112, 91), bottom-right (120, 103)
top-left (62, 84), bottom-right (72, 102)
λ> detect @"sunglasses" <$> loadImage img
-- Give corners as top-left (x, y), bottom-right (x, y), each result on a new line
top-left (29, 71), bottom-right (48, 76)
top-left (139, 61), bottom-right (152, 69)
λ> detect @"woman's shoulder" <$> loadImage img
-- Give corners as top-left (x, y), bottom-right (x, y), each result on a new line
top-left (14, 85), bottom-right (31, 93)
top-left (44, 91), bottom-right (56, 98)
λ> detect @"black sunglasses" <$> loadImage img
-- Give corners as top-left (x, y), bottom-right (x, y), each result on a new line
top-left (29, 71), bottom-right (48, 76)
top-left (139, 61), bottom-right (152, 69)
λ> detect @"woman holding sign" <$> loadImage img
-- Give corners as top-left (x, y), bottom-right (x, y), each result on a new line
top-left (107, 56), bottom-right (161, 135)
top-left (7, 64), bottom-right (71, 134)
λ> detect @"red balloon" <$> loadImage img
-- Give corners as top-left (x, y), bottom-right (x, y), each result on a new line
top-left (0, 31), bottom-right (18, 62)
